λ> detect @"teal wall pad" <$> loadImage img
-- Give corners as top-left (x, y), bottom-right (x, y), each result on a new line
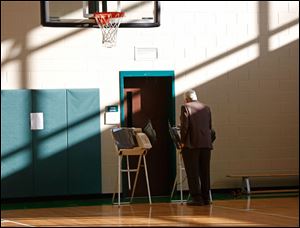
top-left (32, 90), bottom-right (68, 196)
top-left (1, 90), bottom-right (34, 198)
top-left (1, 89), bottom-right (101, 199)
top-left (67, 89), bottom-right (101, 195)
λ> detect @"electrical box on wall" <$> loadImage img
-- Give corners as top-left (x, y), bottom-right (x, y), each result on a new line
top-left (105, 105), bottom-right (120, 125)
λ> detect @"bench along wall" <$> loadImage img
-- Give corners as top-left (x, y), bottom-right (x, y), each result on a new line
top-left (1, 89), bottom-right (101, 199)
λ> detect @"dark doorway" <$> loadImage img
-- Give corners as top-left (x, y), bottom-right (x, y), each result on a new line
top-left (120, 71), bottom-right (175, 197)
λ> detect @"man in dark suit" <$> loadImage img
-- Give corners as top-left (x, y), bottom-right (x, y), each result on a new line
top-left (180, 89), bottom-right (213, 206)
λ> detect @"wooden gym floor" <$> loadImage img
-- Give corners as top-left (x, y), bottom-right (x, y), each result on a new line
top-left (1, 195), bottom-right (298, 227)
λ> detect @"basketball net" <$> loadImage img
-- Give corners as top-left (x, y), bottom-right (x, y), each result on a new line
top-left (94, 2), bottom-right (124, 48)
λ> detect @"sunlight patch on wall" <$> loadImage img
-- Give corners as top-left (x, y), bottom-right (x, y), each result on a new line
top-left (269, 23), bottom-right (299, 51)
top-left (268, 1), bottom-right (299, 51)
top-left (1, 60), bottom-right (22, 76)
top-left (1, 152), bottom-right (31, 179)
top-left (1, 39), bottom-right (22, 63)
top-left (0, 61), bottom-right (23, 88)
top-left (175, 43), bottom-right (259, 96)
top-left (36, 140), bottom-right (67, 160)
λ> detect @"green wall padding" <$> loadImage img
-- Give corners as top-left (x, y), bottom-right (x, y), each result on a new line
top-left (1, 90), bottom-right (34, 198)
top-left (67, 89), bottom-right (101, 194)
top-left (32, 90), bottom-right (68, 196)
top-left (1, 89), bottom-right (101, 199)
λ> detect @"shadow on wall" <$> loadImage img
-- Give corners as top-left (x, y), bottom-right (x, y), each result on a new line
top-left (1, 1), bottom-right (299, 191)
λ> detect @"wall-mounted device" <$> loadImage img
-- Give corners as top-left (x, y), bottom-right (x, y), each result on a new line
top-left (105, 105), bottom-right (120, 125)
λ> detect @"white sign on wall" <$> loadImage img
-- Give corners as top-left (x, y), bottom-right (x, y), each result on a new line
top-left (134, 47), bottom-right (158, 61)
top-left (30, 113), bottom-right (44, 130)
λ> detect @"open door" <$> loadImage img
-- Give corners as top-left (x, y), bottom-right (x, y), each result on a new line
top-left (121, 73), bottom-right (175, 197)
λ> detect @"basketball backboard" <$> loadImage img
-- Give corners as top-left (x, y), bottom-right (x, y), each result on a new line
top-left (40, 1), bottom-right (160, 28)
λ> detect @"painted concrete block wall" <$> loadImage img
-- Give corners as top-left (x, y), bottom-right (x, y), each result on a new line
top-left (1, 1), bottom-right (299, 192)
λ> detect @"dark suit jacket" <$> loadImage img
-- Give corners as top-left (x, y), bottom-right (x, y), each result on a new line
top-left (180, 101), bottom-right (213, 149)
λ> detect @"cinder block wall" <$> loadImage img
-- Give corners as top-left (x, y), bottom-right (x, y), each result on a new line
top-left (1, 1), bottom-right (299, 192)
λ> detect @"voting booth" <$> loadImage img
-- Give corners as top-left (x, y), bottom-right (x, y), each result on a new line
top-left (111, 127), bottom-right (152, 206)
top-left (168, 123), bottom-right (188, 203)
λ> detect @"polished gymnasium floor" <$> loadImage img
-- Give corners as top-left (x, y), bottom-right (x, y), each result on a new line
top-left (1, 194), bottom-right (299, 227)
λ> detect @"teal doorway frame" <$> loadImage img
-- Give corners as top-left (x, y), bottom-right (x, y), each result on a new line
top-left (119, 70), bottom-right (176, 197)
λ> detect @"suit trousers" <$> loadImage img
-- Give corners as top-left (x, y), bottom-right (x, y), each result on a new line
top-left (181, 148), bottom-right (211, 202)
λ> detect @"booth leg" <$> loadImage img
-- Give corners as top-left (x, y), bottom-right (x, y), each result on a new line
top-left (143, 155), bottom-right (152, 204)
top-left (130, 155), bottom-right (143, 202)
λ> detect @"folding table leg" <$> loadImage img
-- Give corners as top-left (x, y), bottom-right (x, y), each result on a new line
top-left (179, 153), bottom-right (184, 203)
top-left (112, 155), bottom-right (122, 205)
top-left (126, 156), bottom-right (131, 190)
top-left (118, 155), bottom-right (122, 206)
top-left (170, 175), bottom-right (178, 200)
top-left (130, 155), bottom-right (143, 202)
top-left (143, 155), bottom-right (152, 204)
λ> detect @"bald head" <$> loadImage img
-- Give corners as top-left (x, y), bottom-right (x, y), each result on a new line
top-left (184, 90), bottom-right (198, 102)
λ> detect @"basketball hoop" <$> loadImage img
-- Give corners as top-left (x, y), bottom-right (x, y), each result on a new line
top-left (94, 12), bottom-right (125, 48)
